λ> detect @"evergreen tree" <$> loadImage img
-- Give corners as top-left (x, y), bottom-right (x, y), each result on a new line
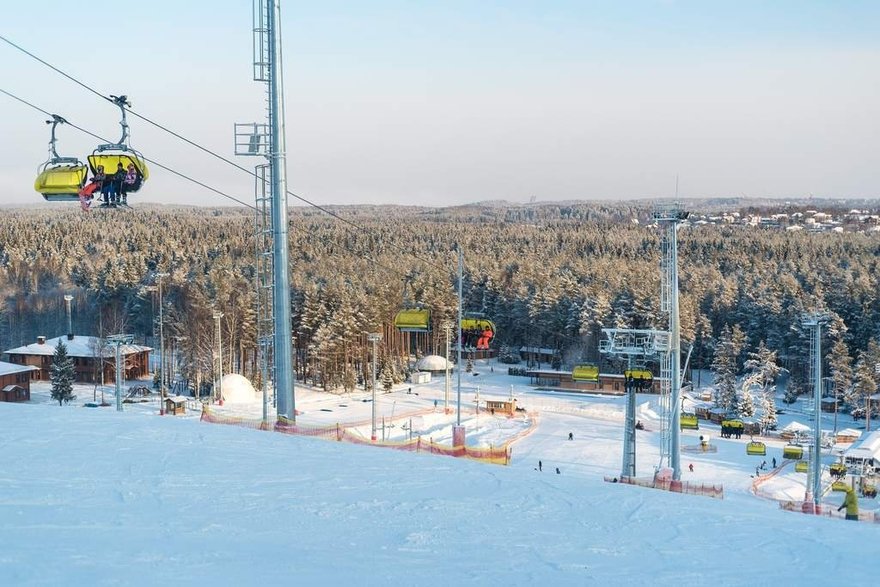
top-left (737, 373), bottom-right (759, 418)
top-left (712, 325), bottom-right (738, 412)
top-left (50, 340), bottom-right (76, 406)
top-left (381, 362), bottom-right (394, 392)
top-left (758, 390), bottom-right (778, 433)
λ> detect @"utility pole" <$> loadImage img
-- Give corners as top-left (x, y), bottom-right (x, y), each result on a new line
top-left (368, 333), bottom-right (382, 442)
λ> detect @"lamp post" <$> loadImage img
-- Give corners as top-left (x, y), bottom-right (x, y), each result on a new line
top-left (442, 320), bottom-right (453, 412)
top-left (213, 311), bottom-right (224, 404)
top-left (107, 334), bottom-right (133, 412)
top-left (368, 333), bottom-right (382, 441)
top-left (148, 273), bottom-right (169, 414)
top-left (63, 294), bottom-right (73, 339)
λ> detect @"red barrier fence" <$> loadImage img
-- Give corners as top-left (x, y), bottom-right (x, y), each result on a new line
top-left (201, 405), bottom-right (535, 466)
top-left (604, 475), bottom-right (724, 499)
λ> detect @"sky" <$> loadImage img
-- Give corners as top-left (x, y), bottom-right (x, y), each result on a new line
top-left (1, 1), bottom-right (879, 208)
top-left (2, 363), bottom-right (878, 585)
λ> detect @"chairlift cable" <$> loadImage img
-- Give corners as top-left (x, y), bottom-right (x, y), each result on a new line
top-left (0, 33), bottom-right (449, 273)
top-left (1, 87), bottom-right (257, 211)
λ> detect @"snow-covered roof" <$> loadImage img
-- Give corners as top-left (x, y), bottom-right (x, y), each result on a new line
top-left (4, 335), bottom-right (151, 358)
top-left (416, 355), bottom-right (451, 372)
top-left (836, 428), bottom-right (861, 439)
top-left (166, 395), bottom-right (188, 404)
top-left (781, 421), bottom-right (811, 433)
top-left (0, 361), bottom-right (39, 377)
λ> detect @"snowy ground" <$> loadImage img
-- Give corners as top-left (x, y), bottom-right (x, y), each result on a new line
top-left (3, 360), bottom-right (878, 585)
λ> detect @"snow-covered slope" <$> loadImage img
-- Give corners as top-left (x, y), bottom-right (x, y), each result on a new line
top-left (0, 401), bottom-right (876, 586)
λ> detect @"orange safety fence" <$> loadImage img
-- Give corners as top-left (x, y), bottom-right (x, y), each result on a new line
top-left (201, 405), bottom-right (538, 466)
top-left (604, 475), bottom-right (724, 499)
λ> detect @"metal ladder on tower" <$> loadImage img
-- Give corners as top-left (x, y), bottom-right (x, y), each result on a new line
top-left (234, 0), bottom-right (276, 417)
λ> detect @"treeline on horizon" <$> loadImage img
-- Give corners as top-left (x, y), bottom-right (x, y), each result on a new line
top-left (1, 201), bottom-right (879, 399)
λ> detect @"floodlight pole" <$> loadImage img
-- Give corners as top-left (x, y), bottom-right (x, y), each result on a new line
top-left (368, 333), bottom-right (382, 441)
top-left (155, 272), bottom-right (169, 414)
top-left (442, 321), bottom-right (453, 411)
top-left (803, 313), bottom-right (828, 508)
top-left (115, 341), bottom-right (123, 412)
top-left (456, 247), bottom-right (463, 426)
top-left (213, 311), bottom-right (224, 403)
top-left (63, 294), bottom-right (73, 338)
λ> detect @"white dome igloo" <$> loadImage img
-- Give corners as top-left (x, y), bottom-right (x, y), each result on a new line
top-left (415, 355), bottom-right (451, 372)
top-left (219, 373), bottom-right (256, 404)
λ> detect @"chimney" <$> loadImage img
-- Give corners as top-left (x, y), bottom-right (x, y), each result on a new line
top-left (37, 336), bottom-right (46, 345)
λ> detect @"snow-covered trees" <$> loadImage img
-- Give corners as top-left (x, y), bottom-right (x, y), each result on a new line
top-left (712, 325), bottom-right (744, 413)
top-left (50, 340), bottom-right (75, 406)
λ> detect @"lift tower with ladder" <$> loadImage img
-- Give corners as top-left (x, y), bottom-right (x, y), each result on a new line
top-left (235, 0), bottom-right (295, 423)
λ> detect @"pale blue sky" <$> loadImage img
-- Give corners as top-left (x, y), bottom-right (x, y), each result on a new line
top-left (1, 1), bottom-right (878, 207)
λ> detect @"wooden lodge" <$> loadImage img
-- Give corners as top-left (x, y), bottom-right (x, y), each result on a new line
top-left (0, 361), bottom-right (39, 402)
top-left (526, 369), bottom-right (661, 394)
top-left (3, 335), bottom-right (152, 384)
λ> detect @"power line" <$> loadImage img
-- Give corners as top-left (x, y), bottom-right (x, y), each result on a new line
top-left (0, 32), bottom-right (448, 274)
top-left (0, 39), bottom-right (588, 349)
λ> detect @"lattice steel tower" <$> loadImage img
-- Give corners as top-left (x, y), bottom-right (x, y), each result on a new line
top-left (235, 0), bottom-right (295, 423)
top-left (653, 204), bottom-right (688, 480)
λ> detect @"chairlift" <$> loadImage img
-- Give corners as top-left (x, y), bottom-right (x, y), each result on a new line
top-left (460, 312), bottom-right (496, 350)
top-left (783, 444), bottom-right (804, 460)
top-left (829, 462), bottom-right (847, 480)
top-left (86, 95), bottom-right (149, 200)
top-left (795, 460), bottom-right (809, 473)
top-left (746, 441), bottom-right (767, 456)
top-left (393, 275), bottom-right (431, 333)
top-left (33, 115), bottom-right (88, 201)
top-left (680, 412), bottom-right (699, 430)
top-left (571, 363), bottom-right (599, 383)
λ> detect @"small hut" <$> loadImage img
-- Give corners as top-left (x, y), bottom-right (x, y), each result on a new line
top-left (484, 399), bottom-right (516, 416)
top-left (163, 396), bottom-right (187, 416)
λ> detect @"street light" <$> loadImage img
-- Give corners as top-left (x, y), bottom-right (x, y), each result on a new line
top-left (367, 333), bottom-right (382, 441)
top-left (442, 320), bottom-right (453, 412)
top-left (213, 311), bottom-right (224, 404)
top-left (107, 334), bottom-right (133, 412)
top-left (147, 273), bottom-right (169, 414)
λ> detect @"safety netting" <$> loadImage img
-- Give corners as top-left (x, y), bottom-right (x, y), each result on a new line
top-left (604, 475), bottom-right (724, 499)
top-left (201, 405), bottom-right (530, 465)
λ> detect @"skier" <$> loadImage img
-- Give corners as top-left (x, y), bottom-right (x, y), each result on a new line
top-left (538, 460), bottom-right (542, 472)
top-left (772, 457), bottom-right (777, 468)
top-left (555, 467), bottom-right (560, 474)
top-left (688, 463), bottom-right (694, 473)
top-left (838, 488), bottom-right (859, 521)
top-left (568, 432), bottom-right (574, 441)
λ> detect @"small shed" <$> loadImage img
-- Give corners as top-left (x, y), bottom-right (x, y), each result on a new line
top-left (0, 384), bottom-right (29, 403)
top-left (409, 371), bottom-right (431, 384)
top-left (484, 399), bottom-right (516, 416)
top-left (821, 397), bottom-right (840, 413)
top-left (164, 396), bottom-right (187, 416)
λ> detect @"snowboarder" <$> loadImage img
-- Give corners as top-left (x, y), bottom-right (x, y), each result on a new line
top-left (688, 463), bottom-right (694, 473)
top-left (538, 460), bottom-right (542, 472)
top-left (568, 432), bottom-right (574, 441)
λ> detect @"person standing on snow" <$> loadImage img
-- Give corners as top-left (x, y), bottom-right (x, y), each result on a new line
top-left (838, 488), bottom-right (859, 521)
